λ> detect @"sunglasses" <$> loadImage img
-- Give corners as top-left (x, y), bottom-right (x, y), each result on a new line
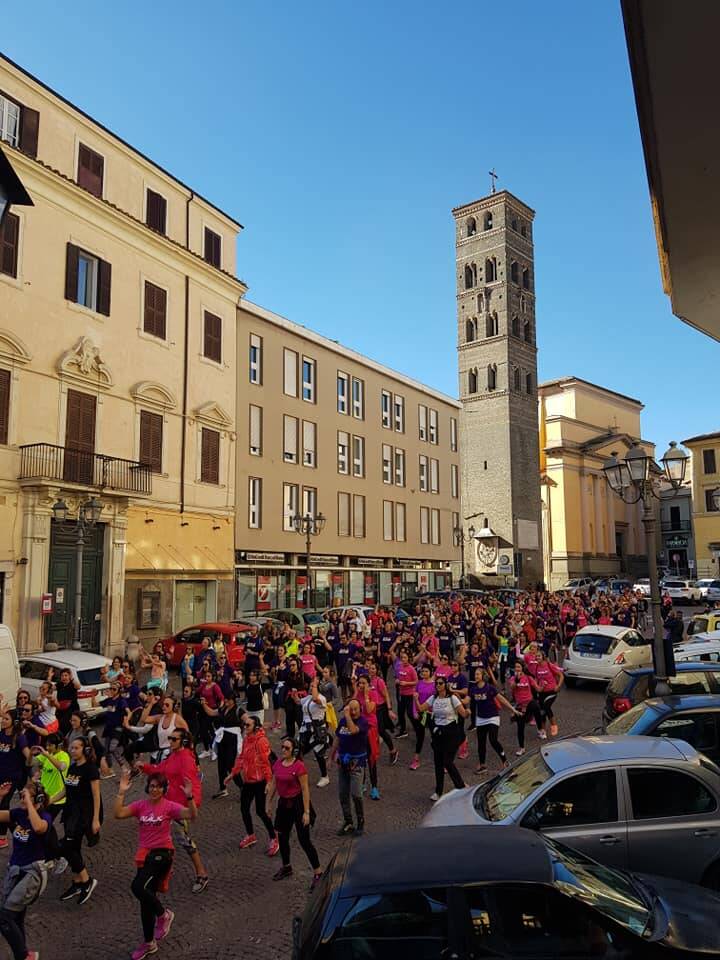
top-left (168, 735), bottom-right (182, 742)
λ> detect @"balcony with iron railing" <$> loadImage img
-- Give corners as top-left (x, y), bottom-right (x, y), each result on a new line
top-left (660, 519), bottom-right (692, 533)
top-left (19, 444), bottom-right (152, 496)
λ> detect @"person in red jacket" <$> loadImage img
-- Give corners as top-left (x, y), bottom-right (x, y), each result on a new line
top-left (139, 729), bottom-right (209, 894)
top-left (226, 716), bottom-right (279, 855)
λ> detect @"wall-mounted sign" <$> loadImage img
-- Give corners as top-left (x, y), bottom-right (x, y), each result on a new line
top-left (355, 557), bottom-right (385, 568)
top-left (665, 536), bottom-right (688, 549)
top-left (309, 555), bottom-right (340, 566)
top-left (395, 559), bottom-right (425, 569)
top-left (237, 551), bottom-right (285, 564)
top-left (256, 575), bottom-right (271, 611)
top-left (55, 586), bottom-right (65, 607)
top-left (41, 593), bottom-right (53, 615)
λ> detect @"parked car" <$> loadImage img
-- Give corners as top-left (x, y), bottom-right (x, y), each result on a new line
top-left (233, 615), bottom-right (285, 631)
top-left (422, 735), bottom-right (720, 889)
top-left (323, 605), bottom-right (375, 635)
top-left (674, 633), bottom-right (720, 663)
top-left (688, 610), bottom-right (720, 637)
top-left (664, 579), bottom-right (702, 604)
top-left (563, 625), bottom-right (651, 685)
top-left (696, 579), bottom-right (720, 602)
top-left (18, 650), bottom-right (111, 718)
top-left (160, 622), bottom-right (253, 669)
top-left (562, 576), bottom-right (593, 594)
top-left (633, 577), bottom-right (652, 596)
top-left (293, 825), bottom-right (720, 959)
top-left (606, 695), bottom-right (720, 764)
top-left (602, 661), bottom-right (720, 727)
top-left (266, 608), bottom-right (326, 637)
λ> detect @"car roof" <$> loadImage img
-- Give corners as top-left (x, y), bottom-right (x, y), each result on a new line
top-left (624, 661), bottom-right (720, 677)
top-left (575, 625), bottom-right (630, 637)
top-left (183, 622), bottom-right (245, 633)
top-left (643, 694), bottom-right (720, 713)
top-left (542, 734), bottom-right (694, 772)
top-left (340, 826), bottom-right (552, 895)
top-left (20, 651), bottom-right (110, 667)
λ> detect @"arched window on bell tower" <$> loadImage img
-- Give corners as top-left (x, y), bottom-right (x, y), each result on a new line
top-left (513, 367), bottom-right (521, 391)
top-left (464, 262), bottom-right (477, 289)
top-left (466, 216), bottom-right (477, 237)
top-left (487, 364), bottom-right (497, 391)
top-left (483, 211), bottom-right (493, 231)
top-left (485, 257), bottom-right (497, 282)
top-left (465, 318), bottom-right (477, 343)
top-left (523, 318), bottom-right (532, 343)
top-left (468, 368), bottom-right (478, 394)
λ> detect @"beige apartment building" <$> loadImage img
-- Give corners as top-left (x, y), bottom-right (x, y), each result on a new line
top-left (682, 432), bottom-right (720, 578)
top-left (235, 301), bottom-right (461, 611)
top-left (0, 54), bottom-right (244, 654)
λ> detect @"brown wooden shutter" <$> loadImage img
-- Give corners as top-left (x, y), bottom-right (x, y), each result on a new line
top-left (19, 106), bottom-right (39, 158)
top-left (143, 281), bottom-right (167, 338)
top-left (203, 311), bottom-right (222, 363)
top-left (97, 258), bottom-right (112, 316)
top-left (203, 228), bottom-right (221, 268)
top-left (77, 144), bottom-right (104, 198)
top-left (64, 390), bottom-right (96, 484)
top-left (0, 213), bottom-right (19, 278)
top-left (201, 428), bottom-right (220, 484)
top-left (65, 243), bottom-right (79, 302)
top-left (139, 410), bottom-right (163, 473)
top-left (146, 190), bottom-right (167, 234)
top-left (0, 369), bottom-right (10, 445)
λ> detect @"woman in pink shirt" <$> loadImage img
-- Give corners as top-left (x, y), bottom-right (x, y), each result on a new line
top-left (393, 650), bottom-right (418, 739)
top-left (533, 651), bottom-right (564, 736)
top-left (355, 675), bottom-right (382, 800)
top-left (409, 664), bottom-right (435, 771)
top-left (115, 769), bottom-right (197, 960)
top-left (266, 737), bottom-right (322, 888)
top-left (366, 660), bottom-right (398, 765)
top-left (507, 662), bottom-right (545, 756)
top-left (299, 641), bottom-right (320, 682)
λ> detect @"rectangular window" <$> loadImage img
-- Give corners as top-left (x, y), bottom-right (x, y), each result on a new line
top-left (302, 486), bottom-right (317, 518)
top-left (77, 143), bottom-right (104, 198)
top-left (382, 443), bottom-right (392, 484)
top-left (204, 227), bottom-right (222, 268)
top-left (143, 281), bottom-right (167, 339)
top-left (352, 377), bottom-right (364, 419)
top-left (706, 489), bottom-right (720, 512)
top-left (381, 390), bottom-right (391, 429)
top-left (0, 368), bottom-right (9, 446)
top-left (203, 310), bottom-right (222, 363)
top-left (353, 494), bottom-right (365, 538)
top-left (450, 417), bottom-right (458, 452)
top-left (419, 454), bottom-right (428, 492)
top-left (249, 477), bottom-right (262, 529)
top-left (249, 333), bottom-right (262, 384)
top-left (249, 404), bottom-right (262, 456)
top-left (145, 189), bottom-right (167, 234)
top-left (284, 348), bottom-right (298, 396)
top-left (139, 410), bottom-right (163, 474)
top-left (451, 463), bottom-right (459, 498)
top-left (352, 435), bottom-right (365, 478)
top-left (200, 427), bottom-right (220, 484)
top-left (703, 449), bottom-right (717, 474)
top-left (430, 458), bottom-right (439, 493)
top-left (395, 502), bottom-right (406, 542)
top-left (302, 356), bottom-right (316, 402)
top-left (283, 415), bottom-right (298, 463)
top-left (419, 404), bottom-right (428, 441)
top-left (283, 483), bottom-right (299, 531)
top-left (429, 408), bottom-right (438, 444)
top-left (431, 508), bottom-right (440, 545)
top-left (338, 492), bottom-right (351, 537)
top-left (0, 94), bottom-right (21, 148)
top-left (337, 431), bottom-right (349, 474)
top-left (77, 250), bottom-right (98, 310)
top-left (420, 506), bottom-right (429, 544)
top-left (383, 500), bottom-right (394, 541)
top-left (452, 511), bottom-right (460, 536)
top-left (302, 420), bottom-right (317, 467)
top-left (393, 395), bottom-right (405, 433)
top-left (337, 372), bottom-right (349, 414)
top-left (65, 244), bottom-right (112, 317)
top-left (0, 212), bottom-right (19, 279)
top-left (394, 448), bottom-right (405, 487)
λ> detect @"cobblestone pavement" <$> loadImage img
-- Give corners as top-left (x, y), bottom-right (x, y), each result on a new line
top-left (20, 682), bottom-right (605, 960)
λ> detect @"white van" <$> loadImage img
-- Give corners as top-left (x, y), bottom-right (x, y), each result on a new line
top-left (0, 625), bottom-right (22, 704)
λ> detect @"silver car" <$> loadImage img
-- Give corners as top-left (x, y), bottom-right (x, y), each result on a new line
top-left (563, 624), bottom-right (651, 684)
top-left (422, 735), bottom-right (720, 889)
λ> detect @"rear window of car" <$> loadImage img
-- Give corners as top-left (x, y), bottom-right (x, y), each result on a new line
top-left (689, 619), bottom-right (709, 636)
top-left (665, 581), bottom-right (685, 589)
top-left (607, 670), bottom-right (635, 696)
top-left (76, 667), bottom-right (105, 685)
top-left (304, 613), bottom-right (325, 625)
top-left (573, 632), bottom-right (615, 655)
top-left (630, 675), bottom-right (651, 703)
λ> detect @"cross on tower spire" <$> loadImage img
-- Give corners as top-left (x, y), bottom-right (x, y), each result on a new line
top-left (488, 168), bottom-right (498, 194)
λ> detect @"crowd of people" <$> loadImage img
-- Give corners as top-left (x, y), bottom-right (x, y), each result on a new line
top-left (0, 581), bottom-right (684, 959)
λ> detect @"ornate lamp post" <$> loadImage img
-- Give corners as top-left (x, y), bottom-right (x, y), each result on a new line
top-left (292, 511), bottom-right (326, 609)
top-left (51, 496), bottom-right (103, 650)
top-left (601, 441), bottom-right (689, 694)
top-left (452, 524), bottom-right (476, 589)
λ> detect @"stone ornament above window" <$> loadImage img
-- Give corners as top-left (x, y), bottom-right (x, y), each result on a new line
top-left (58, 336), bottom-right (113, 389)
top-left (0, 328), bottom-right (32, 366)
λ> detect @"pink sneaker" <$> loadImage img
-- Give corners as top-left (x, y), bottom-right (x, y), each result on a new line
top-left (458, 741), bottom-right (469, 760)
top-left (238, 834), bottom-right (257, 849)
top-left (266, 837), bottom-right (280, 857)
top-left (409, 757), bottom-right (420, 771)
top-left (154, 908), bottom-right (174, 941)
top-left (131, 942), bottom-right (158, 960)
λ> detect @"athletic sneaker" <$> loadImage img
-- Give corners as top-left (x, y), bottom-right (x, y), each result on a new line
top-left (337, 822), bottom-right (355, 836)
top-left (515, 747), bottom-right (526, 756)
top-left (458, 741), bottom-right (469, 760)
top-left (370, 787), bottom-right (380, 800)
top-left (192, 875), bottom-right (209, 894)
top-left (52, 857), bottom-right (69, 877)
top-left (266, 837), bottom-right (280, 857)
top-left (77, 878), bottom-right (98, 905)
top-left (59, 882), bottom-right (81, 901)
top-left (394, 731), bottom-right (408, 739)
top-left (131, 941), bottom-right (158, 960)
top-left (389, 749), bottom-right (399, 765)
top-left (538, 730), bottom-right (548, 740)
top-left (154, 909), bottom-right (174, 941)
top-left (310, 872), bottom-right (323, 891)
top-left (197, 750), bottom-right (212, 760)
top-left (238, 834), bottom-right (257, 849)
top-left (26, 952), bottom-right (40, 960)
top-left (429, 792), bottom-right (440, 802)
top-left (212, 789), bottom-right (228, 800)
top-left (273, 865), bottom-right (293, 881)
top-left (0, 838), bottom-right (8, 850)
top-left (316, 776), bottom-right (330, 788)
top-left (409, 757), bottom-right (420, 771)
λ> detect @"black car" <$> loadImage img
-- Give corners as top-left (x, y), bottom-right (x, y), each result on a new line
top-left (607, 694), bottom-right (720, 764)
top-left (292, 826), bottom-right (720, 959)
top-left (602, 661), bottom-right (720, 728)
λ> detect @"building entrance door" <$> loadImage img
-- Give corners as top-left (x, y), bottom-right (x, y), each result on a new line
top-left (175, 581), bottom-right (215, 631)
top-left (45, 521), bottom-right (104, 651)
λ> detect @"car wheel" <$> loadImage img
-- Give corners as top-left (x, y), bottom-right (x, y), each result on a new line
top-left (702, 861), bottom-right (720, 891)
top-left (564, 675), bottom-right (577, 688)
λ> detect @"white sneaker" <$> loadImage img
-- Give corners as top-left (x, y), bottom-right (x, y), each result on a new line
top-left (429, 792), bottom-right (440, 802)
top-left (316, 777), bottom-right (330, 788)
top-left (538, 731), bottom-right (548, 740)
top-left (198, 750), bottom-right (211, 759)
top-left (515, 748), bottom-right (526, 756)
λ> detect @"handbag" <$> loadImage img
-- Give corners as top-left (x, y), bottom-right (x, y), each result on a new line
top-left (262, 690), bottom-right (270, 710)
top-left (325, 702), bottom-right (338, 733)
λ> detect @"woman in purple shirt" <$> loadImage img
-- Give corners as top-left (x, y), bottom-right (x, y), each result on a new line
top-left (468, 667), bottom-right (518, 774)
top-left (409, 665), bottom-right (435, 771)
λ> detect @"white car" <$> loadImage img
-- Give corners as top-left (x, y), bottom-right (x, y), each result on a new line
top-left (633, 578), bottom-right (651, 596)
top-left (696, 579), bottom-right (720, 602)
top-left (663, 579), bottom-right (702, 604)
top-left (563, 625), bottom-right (652, 685)
top-left (323, 605), bottom-right (375, 636)
top-left (18, 650), bottom-right (112, 718)
top-left (562, 577), bottom-right (594, 594)
top-left (673, 631), bottom-right (720, 663)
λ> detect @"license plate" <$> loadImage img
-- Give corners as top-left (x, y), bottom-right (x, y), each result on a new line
top-left (580, 652), bottom-right (602, 659)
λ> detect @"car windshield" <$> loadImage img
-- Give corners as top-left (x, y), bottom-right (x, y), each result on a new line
top-left (303, 613), bottom-right (325, 625)
top-left (688, 619), bottom-right (709, 635)
top-left (476, 752), bottom-right (552, 821)
top-left (665, 582), bottom-right (685, 589)
top-left (546, 837), bottom-right (650, 935)
top-left (76, 666), bottom-right (105, 685)
top-left (606, 701), bottom-right (648, 734)
top-left (565, 580), bottom-right (580, 587)
top-left (573, 632), bottom-right (615, 655)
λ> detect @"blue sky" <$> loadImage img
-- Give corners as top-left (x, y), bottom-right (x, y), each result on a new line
top-left (3, 1), bottom-right (715, 453)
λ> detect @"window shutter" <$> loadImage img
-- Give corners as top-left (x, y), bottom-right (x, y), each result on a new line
top-left (140, 410), bottom-right (163, 473)
top-left (201, 428), bottom-right (220, 484)
top-left (203, 228), bottom-right (221, 268)
top-left (64, 243), bottom-right (79, 302)
top-left (97, 258), bottom-right (112, 316)
top-left (284, 416), bottom-right (297, 461)
top-left (77, 144), bottom-right (104, 198)
top-left (144, 282), bottom-right (166, 338)
top-left (0, 369), bottom-right (10, 445)
top-left (19, 106), bottom-right (39, 158)
top-left (203, 311), bottom-right (222, 363)
top-left (0, 213), bottom-right (19, 278)
top-left (146, 189), bottom-right (167, 234)
top-left (249, 405), bottom-right (261, 454)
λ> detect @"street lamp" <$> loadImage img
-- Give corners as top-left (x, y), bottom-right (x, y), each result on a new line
top-left (452, 524), bottom-right (476, 588)
top-left (51, 496), bottom-right (103, 650)
top-left (292, 511), bottom-right (326, 609)
top-left (601, 440), bottom-right (689, 694)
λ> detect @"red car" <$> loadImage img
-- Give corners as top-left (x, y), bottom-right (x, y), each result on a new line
top-left (161, 622), bottom-right (253, 670)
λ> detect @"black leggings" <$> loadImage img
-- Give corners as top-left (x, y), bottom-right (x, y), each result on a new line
top-left (284, 700), bottom-right (301, 738)
top-left (239, 781), bottom-right (276, 839)
top-left (414, 717), bottom-right (428, 756)
top-left (0, 907), bottom-right (27, 960)
top-left (397, 695), bottom-right (415, 734)
top-left (131, 849), bottom-right (172, 942)
top-left (515, 700), bottom-right (544, 748)
top-left (376, 705), bottom-right (394, 752)
top-left (59, 832), bottom-right (86, 875)
top-left (431, 725), bottom-right (465, 795)
top-left (217, 732), bottom-right (239, 790)
top-left (538, 691), bottom-right (558, 721)
top-left (475, 724), bottom-right (506, 765)
top-left (274, 796), bottom-right (319, 870)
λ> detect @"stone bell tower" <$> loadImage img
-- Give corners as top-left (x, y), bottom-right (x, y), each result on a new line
top-left (453, 188), bottom-right (543, 586)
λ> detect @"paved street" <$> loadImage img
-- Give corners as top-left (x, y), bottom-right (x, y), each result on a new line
top-left (21, 682), bottom-right (605, 960)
